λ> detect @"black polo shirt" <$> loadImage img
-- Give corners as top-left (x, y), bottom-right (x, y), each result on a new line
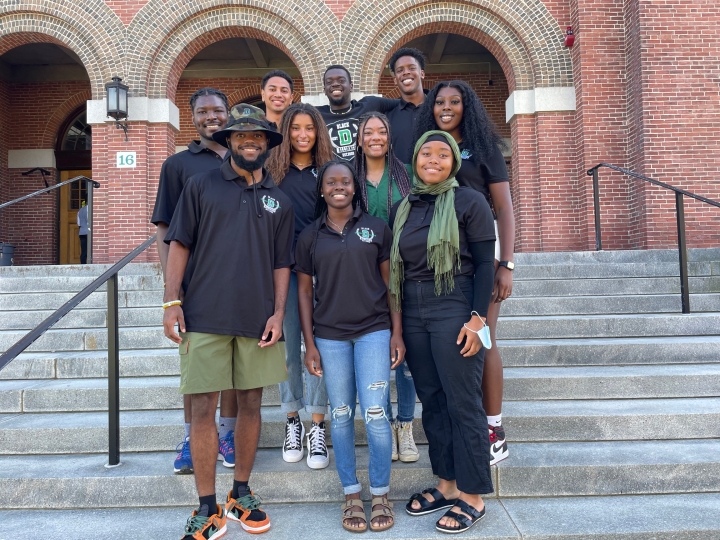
top-left (391, 187), bottom-right (495, 281)
top-left (276, 164), bottom-right (319, 247)
top-left (295, 207), bottom-right (392, 340)
top-left (455, 144), bottom-right (509, 212)
top-left (165, 159), bottom-right (295, 338)
top-left (386, 93), bottom-right (427, 164)
top-left (151, 140), bottom-right (225, 225)
top-left (318, 96), bottom-right (400, 161)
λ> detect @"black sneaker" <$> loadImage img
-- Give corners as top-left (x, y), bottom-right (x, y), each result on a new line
top-left (306, 421), bottom-right (329, 469)
top-left (489, 425), bottom-right (509, 465)
top-left (282, 415), bottom-right (305, 463)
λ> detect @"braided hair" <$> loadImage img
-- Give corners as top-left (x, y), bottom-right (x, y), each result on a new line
top-left (189, 87), bottom-right (229, 112)
top-left (412, 80), bottom-right (506, 162)
top-left (313, 159), bottom-right (366, 219)
top-left (355, 112), bottom-right (412, 218)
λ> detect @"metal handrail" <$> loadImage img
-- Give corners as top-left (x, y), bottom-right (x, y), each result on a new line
top-left (587, 163), bottom-right (720, 314)
top-left (0, 176), bottom-right (101, 263)
top-left (0, 235), bottom-right (157, 466)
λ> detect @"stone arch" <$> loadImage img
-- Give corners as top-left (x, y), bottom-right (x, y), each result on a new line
top-left (342, 0), bottom-right (573, 93)
top-left (147, 22), bottom-right (313, 102)
top-left (127, 0), bottom-right (340, 97)
top-left (0, 2), bottom-right (125, 98)
top-left (41, 90), bottom-right (93, 148)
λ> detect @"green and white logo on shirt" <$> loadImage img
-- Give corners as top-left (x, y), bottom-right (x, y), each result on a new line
top-left (356, 227), bottom-right (375, 243)
top-left (261, 195), bottom-right (280, 214)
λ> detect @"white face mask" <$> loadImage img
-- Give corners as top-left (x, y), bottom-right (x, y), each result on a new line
top-left (478, 324), bottom-right (492, 350)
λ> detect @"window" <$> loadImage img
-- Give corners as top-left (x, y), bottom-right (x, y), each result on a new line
top-left (61, 111), bottom-right (92, 151)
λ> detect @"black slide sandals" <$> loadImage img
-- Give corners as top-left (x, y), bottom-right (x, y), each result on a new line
top-left (435, 499), bottom-right (485, 534)
top-left (405, 488), bottom-right (455, 516)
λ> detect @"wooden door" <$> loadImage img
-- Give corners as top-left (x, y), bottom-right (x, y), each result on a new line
top-left (59, 170), bottom-right (91, 264)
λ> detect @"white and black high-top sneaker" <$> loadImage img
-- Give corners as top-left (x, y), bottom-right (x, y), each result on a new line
top-left (306, 421), bottom-right (330, 469)
top-left (282, 415), bottom-right (305, 463)
top-left (489, 424), bottom-right (509, 465)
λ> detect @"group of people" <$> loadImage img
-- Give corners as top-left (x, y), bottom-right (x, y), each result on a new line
top-left (153, 47), bottom-right (515, 540)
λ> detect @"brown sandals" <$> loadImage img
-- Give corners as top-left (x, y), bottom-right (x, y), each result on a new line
top-left (341, 497), bottom-right (395, 533)
top-left (369, 496), bottom-right (395, 532)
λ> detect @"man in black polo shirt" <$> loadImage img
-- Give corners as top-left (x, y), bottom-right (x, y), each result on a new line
top-left (317, 65), bottom-right (399, 161)
top-left (385, 48), bottom-right (427, 164)
top-left (163, 104), bottom-right (294, 539)
top-left (151, 88), bottom-right (239, 475)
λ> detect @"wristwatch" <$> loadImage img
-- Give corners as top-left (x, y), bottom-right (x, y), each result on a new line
top-left (498, 260), bottom-right (515, 271)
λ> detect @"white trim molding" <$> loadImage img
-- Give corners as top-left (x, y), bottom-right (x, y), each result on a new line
top-left (506, 87), bottom-right (576, 123)
top-left (8, 149), bottom-right (56, 169)
top-left (87, 98), bottom-right (180, 130)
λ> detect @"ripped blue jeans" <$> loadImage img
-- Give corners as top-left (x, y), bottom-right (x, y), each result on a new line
top-left (315, 329), bottom-right (392, 496)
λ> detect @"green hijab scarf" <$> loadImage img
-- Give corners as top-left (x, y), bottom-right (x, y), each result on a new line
top-left (389, 130), bottom-right (463, 311)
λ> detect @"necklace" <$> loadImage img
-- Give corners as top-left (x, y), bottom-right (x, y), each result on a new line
top-left (291, 160), bottom-right (312, 169)
top-left (329, 103), bottom-right (353, 115)
top-left (326, 215), bottom-right (347, 232)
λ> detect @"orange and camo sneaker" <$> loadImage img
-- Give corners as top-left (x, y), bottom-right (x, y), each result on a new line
top-left (226, 491), bottom-right (271, 534)
top-left (181, 504), bottom-right (227, 540)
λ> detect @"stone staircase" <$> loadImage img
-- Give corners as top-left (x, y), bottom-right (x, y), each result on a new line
top-left (1, 248), bottom-right (719, 539)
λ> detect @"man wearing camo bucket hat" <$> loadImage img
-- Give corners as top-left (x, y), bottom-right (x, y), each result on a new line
top-left (163, 104), bottom-right (295, 539)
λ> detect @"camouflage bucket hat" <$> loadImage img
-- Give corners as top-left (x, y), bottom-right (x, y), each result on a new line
top-left (212, 103), bottom-right (283, 149)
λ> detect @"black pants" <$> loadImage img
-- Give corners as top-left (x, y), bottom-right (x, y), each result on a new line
top-left (402, 276), bottom-right (493, 495)
top-left (79, 235), bottom-right (87, 264)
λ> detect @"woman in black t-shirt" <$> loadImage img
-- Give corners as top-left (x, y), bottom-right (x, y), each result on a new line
top-left (413, 80), bottom-right (515, 466)
top-left (265, 103), bottom-right (335, 468)
top-left (391, 131), bottom-right (495, 534)
top-left (295, 160), bottom-right (406, 533)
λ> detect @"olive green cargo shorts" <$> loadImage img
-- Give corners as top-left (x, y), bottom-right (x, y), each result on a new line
top-left (178, 331), bottom-right (288, 394)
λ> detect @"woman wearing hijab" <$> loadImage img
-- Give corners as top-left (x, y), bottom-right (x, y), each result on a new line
top-left (390, 130), bottom-right (496, 534)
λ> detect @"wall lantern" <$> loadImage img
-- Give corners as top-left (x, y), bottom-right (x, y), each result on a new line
top-left (106, 76), bottom-right (129, 141)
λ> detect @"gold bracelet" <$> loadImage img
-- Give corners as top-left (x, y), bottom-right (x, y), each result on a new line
top-left (162, 300), bottom-right (182, 309)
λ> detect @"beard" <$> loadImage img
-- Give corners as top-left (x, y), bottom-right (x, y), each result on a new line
top-left (231, 146), bottom-right (270, 172)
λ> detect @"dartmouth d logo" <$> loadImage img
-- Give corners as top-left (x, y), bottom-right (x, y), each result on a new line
top-left (356, 227), bottom-right (375, 243)
top-left (261, 195), bottom-right (280, 214)
top-left (461, 149), bottom-right (472, 160)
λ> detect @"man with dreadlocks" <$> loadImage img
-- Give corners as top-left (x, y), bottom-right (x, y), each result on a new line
top-left (354, 111), bottom-right (419, 464)
top-left (151, 87), bottom-right (239, 476)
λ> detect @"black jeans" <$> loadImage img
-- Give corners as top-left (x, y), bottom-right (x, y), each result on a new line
top-left (79, 235), bottom-right (87, 264)
top-left (402, 276), bottom-right (493, 495)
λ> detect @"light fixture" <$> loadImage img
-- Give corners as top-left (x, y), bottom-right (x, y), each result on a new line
top-left (106, 76), bottom-right (129, 141)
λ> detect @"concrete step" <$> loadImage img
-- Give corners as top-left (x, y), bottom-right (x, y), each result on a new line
top-left (0, 306), bottom-right (163, 330)
top-left (1, 493), bottom-right (719, 540)
top-left (2, 398), bottom-right (718, 455)
top-left (0, 274), bottom-right (163, 294)
top-left (4, 364), bottom-right (720, 414)
top-left (511, 260), bottom-right (718, 280)
top-left (0, 262), bottom-right (160, 278)
top-left (501, 293), bottom-right (720, 315)
top-left (512, 275), bottom-right (720, 296)
top-left (512, 247), bottom-right (720, 265)
top-left (5, 335), bottom-right (720, 381)
top-left (0, 289), bottom-right (164, 311)
top-left (2, 439), bottom-right (720, 508)
top-left (3, 313), bottom-right (720, 354)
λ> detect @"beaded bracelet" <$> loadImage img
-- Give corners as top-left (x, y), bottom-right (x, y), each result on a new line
top-left (162, 300), bottom-right (182, 309)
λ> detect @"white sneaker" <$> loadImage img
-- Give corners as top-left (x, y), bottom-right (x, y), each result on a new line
top-left (397, 421), bottom-right (419, 462)
top-left (306, 421), bottom-right (330, 469)
top-left (282, 415), bottom-right (305, 463)
top-left (391, 421), bottom-right (399, 461)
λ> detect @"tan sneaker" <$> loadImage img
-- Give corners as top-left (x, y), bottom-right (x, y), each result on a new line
top-left (391, 421), bottom-right (399, 461)
top-left (397, 421), bottom-right (419, 462)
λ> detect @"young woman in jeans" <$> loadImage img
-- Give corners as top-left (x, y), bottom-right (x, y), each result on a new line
top-left (354, 111), bottom-right (418, 463)
top-left (295, 160), bottom-right (405, 532)
top-left (390, 131), bottom-right (495, 534)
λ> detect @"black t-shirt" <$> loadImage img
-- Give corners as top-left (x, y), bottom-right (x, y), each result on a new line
top-left (295, 207), bottom-right (392, 340)
top-left (151, 141), bottom-right (225, 225)
top-left (455, 144), bottom-right (509, 212)
top-left (276, 164), bottom-right (319, 247)
top-left (386, 95), bottom-right (425, 164)
top-left (391, 187), bottom-right (495, 281)
top-left (165, 159), bottom-right (295, 338)
top-left (318, 96), bottom-right (400, 161)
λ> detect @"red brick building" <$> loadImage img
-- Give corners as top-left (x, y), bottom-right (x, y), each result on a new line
top-left (0, 0), bottom-right (718, 265)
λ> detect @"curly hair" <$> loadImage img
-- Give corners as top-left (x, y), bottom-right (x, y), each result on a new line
top-left (412, 80), bottom-right (506, 162)
top-left (265, 103), bottom-right (334, 183)
top-left (313, 160), bottom-right (366, 219)
top-left (388, 47), bottom-right (426, 72)
top-left (354, 112), bottom-right (412, 216)
top-left (189, 87), bottom-right (229, 113)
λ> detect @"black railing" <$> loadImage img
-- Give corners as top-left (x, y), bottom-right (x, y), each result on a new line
top-left (0, 176), bottom-right (100, 263)
top-left (0, 235), bottom-right (157, 466)
top-left (588, 163), bottom-right (720, 314)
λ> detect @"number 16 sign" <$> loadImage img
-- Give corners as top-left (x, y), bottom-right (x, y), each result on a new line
top-left (116, 151), bottom-right (137, 168)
